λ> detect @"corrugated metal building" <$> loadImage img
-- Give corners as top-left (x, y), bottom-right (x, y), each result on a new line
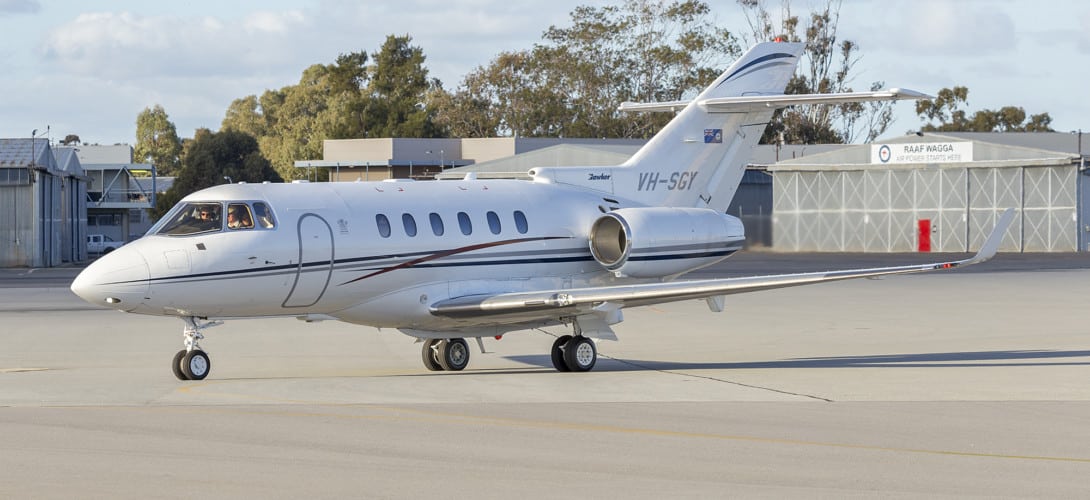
top-left (68, 144), bottom-right (158, 242)
top-left (769, 133), bottom-right (1084, 252)
top-left (0, 138), bottom-right (88, 267)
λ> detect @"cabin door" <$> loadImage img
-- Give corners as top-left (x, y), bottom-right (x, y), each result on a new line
top-left (282, 213), bottom-right (334, 308)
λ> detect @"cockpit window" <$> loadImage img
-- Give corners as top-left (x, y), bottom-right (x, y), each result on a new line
top-left (157, 202), bottom-right (223, 235)
top-left (252, 202), bottom-right (276, 229)
top-left (227, 203), bottom-right (254, 230)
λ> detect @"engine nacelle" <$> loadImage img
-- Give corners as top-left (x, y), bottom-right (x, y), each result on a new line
top-left (589, 207), bottom-right (745, 278)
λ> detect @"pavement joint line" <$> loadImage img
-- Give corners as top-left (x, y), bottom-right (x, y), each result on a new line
top-left (533, 328), bottom-right (834, 402)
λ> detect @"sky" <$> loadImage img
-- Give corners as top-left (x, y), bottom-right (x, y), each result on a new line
top-left (1, 0), bottom-right (1088, 147)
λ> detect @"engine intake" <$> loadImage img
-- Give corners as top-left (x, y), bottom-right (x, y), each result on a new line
top-left (589, 207), bottom-right (744, 278)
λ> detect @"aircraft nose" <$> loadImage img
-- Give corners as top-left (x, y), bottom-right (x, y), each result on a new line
top-left (71, 245), bottom-right (151, 312)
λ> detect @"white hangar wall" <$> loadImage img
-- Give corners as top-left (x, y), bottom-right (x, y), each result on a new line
top-left (770, 134), bottom-right (1082, 252)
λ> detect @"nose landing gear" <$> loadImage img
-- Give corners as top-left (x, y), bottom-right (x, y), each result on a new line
top-left (172, 317), bottom-right (221, 381)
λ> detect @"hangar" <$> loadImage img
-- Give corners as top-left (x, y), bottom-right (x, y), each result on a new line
top-left (0, 138), bottom-right (88, 267)
top-left (767, 133), bottom-right (1086, 252)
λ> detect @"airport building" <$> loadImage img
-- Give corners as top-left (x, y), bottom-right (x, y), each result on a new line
top-left (0, 138), bottom-right (88, 267)
top-left (68, 144), bottom-right (162, 243)
top-left (767, 133), bottom-right (1087, 252)
top-left (293, 137), bottom-right (647, 181)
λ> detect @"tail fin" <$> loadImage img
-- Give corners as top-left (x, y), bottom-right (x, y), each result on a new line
top-left (617, 41), bottom-right (804, 210)
top-left (531, 41), bottom-right (804, 211)
top-left (529, 41), bottom-right (928, 212)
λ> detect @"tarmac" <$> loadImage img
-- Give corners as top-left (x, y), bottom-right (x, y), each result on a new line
top-left (2, 253), bottom-right (1089, 498)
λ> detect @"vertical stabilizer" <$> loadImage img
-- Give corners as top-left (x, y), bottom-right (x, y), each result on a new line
top-left (618, 41), bottom-right (804, 211)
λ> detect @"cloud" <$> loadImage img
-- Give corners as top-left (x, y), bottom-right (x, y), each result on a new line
top-left (843, 0), bottom-right (1018, 57)
top-left (40, 10), bottom-right (314, 80)
top-left (0, 0), bottom-right (39, 15)
top-left (902, 1), bottom-right (1016, 55)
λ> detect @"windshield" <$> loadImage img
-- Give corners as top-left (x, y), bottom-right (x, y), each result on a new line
top-left (157, 202), bottom-right (224, 236)
top-left (153, 200), bottom-right (277, 236)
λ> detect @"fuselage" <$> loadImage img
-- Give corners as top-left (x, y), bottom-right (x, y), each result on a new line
top-left (72, 178), bottom-right (740, 333)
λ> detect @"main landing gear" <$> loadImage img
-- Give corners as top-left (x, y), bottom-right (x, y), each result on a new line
top-left (172, 317), bottom-right (221, 381)
top-left (421, 338), bottom-right (471, 371)
top-left (550, 335), bottom-right (597, 372)
top-left (418, 328), bottom-right (599, 373)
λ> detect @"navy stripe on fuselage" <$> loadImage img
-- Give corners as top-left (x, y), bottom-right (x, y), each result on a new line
top-left (102, 247), bottom-right (740, 287)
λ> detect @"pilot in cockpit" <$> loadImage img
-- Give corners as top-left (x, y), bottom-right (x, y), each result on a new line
top-left (196, 205), bottom-right (221, 231)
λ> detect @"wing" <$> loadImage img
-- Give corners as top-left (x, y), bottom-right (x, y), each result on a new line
top-left (619, 88), bottom-right (932, 113)
top-left (430, 208), bottom-right (1014, 322)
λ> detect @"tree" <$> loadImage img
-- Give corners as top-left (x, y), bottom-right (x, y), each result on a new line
top-left (364, 34), bottom-right (441, 138)
top-left (738, 0), bottom-right (894, 144)
top-left (435, 0), bottom-right (738, 138)
top-left (134, 105), bottom-right (183, 176)
top-left (915, 86), bottom-right (1055, 132)
top-left (220, 36), bottom-right (441, 180)
top-left (153, 130), bottom-right (282, 219)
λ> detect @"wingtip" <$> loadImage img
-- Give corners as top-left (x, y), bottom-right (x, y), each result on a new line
top-left (888, 88), bottom-right (934, 100)
top-left (964, 208), bottom-right (1016, 265)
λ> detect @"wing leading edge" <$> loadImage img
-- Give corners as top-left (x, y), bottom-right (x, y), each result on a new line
top-left (430, 209), bottom-right (1015, 321)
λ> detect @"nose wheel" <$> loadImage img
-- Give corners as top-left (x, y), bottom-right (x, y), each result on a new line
top-left (172, 317), bottom-right (220, 381)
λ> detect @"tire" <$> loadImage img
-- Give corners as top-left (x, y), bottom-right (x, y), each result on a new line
top-left (182, 350), bottom-right (211, 380)
top-left (563, 336), bottom-right (597, 372)
top-left (551, 335), bottom-right (572, 372)
top-left (103, 247), bottom-right (115, 254)
top-left (421, 339), bottom-right (444, 371)
top-left (437, 338), bottom-right (470, 371)
top-left (172, 350), bottom-right (189, 380)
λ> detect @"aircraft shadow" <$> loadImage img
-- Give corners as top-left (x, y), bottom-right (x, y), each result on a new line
top-left (504, 349), bottom-right (1090, 372)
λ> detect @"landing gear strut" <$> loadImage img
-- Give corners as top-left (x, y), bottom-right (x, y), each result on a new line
top-left (420, 338), bottom-right (470, 372)
top-left (172, 317), bottom-right (220, 381)
top-left (550, 320), bottom-right (598, 372)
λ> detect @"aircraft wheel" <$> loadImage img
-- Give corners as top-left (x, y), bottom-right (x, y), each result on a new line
top-left (172, 350), bottom-right (189, 380)
top-left (563, 336), bottom-right (597, 372)
top-left (182, 350), bottom-right (211, 380)
top-left (551, 335), bottom-right (572, 372)
top-left (437, 338), bottom-right (470, 371)
top-left (421, 339), bottom-right (444, 371)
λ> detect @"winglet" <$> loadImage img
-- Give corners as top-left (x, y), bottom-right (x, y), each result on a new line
top-left (962, 208), bottom-right (1015, 266)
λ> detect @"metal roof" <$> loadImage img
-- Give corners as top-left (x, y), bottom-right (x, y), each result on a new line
top-left (0, 138), bottom-right (57, 173)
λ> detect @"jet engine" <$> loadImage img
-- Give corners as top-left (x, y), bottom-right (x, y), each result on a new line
top-left (588, 207), bottom-right (744, 278)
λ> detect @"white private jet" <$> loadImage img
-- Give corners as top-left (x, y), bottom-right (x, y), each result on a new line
top-left (71, 41), bottom-right (1014, 381)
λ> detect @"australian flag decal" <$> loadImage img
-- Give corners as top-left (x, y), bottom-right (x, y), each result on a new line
top-left (704, 129), bottom-right (722, 144)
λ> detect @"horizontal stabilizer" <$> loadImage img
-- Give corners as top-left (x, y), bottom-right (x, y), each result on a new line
top-left (619, 88), bottom-right (932, 113)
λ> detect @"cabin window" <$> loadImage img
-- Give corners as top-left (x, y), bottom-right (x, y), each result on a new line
top-left (252, 202), bottom-right (276, 229)
top-left (156, 202), bottom-right (223, 236)
top-left (402, 213), bottom-right (418, 237)
top-left (227, 203), bottom-right (254, 230)
top-left (457, 212), bottom-right (472, 235)
top-left (513, 210), bottom-right (528, 234)
top-left (376, 214), bottom-right (391, 238)
top-left (429, 213), bottom-right (444, 236)
top-left (486, 211), bottom-right (501, 234)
